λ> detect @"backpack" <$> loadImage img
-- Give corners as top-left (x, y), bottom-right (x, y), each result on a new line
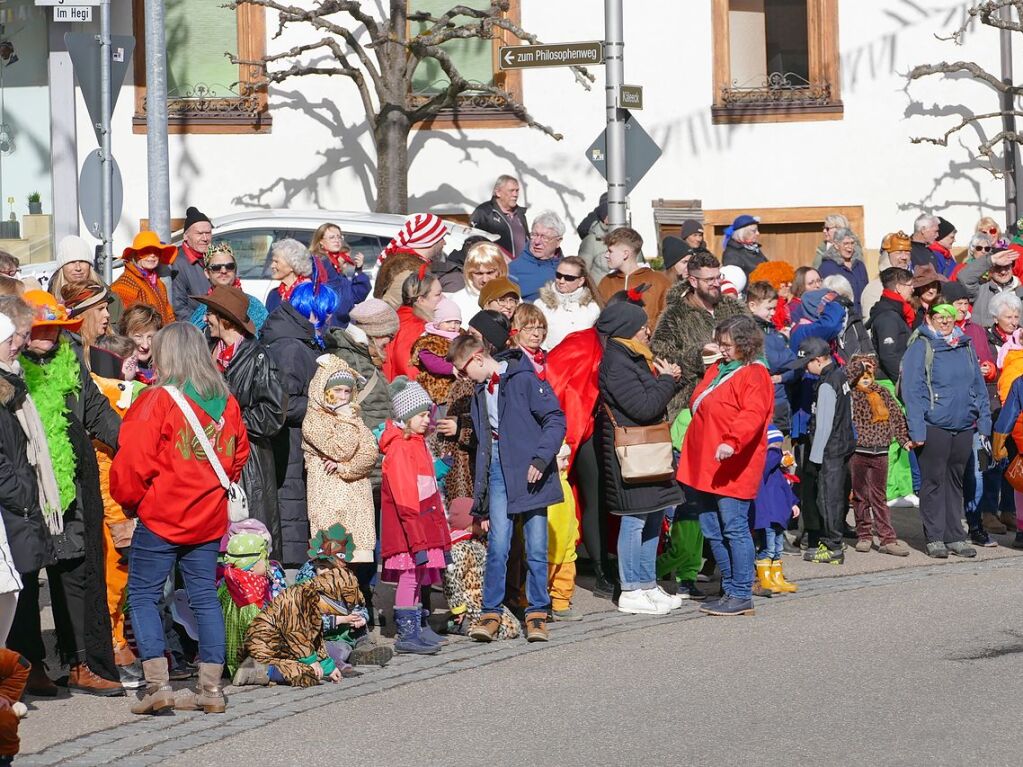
top-left (899, 329), bottom-right (978, 409)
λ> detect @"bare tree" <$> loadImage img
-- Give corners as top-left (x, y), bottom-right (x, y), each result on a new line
top-left (227, 0), bottom-right (595, 214)
top-left (907, 1), bottom-right (1022, 180)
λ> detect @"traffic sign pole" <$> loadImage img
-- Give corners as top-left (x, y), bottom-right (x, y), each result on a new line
top-left (99, 0), bottom-right (113, 281)
top-left (604, 0), bottom-right (627, 231)
top-left (144, 0), bottom-right (171, 242)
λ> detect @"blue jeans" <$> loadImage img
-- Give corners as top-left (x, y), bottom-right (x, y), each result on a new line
top-left (127, 521), bottom-right (225, 664)
top-left (693, 490), bottom-right (755, 601)
top-left (483, 442), bottom-right (550, 614)
top-left (756, 523), bottom-right (785, 560)
top-left (617, 510), bottom-right (665, 591)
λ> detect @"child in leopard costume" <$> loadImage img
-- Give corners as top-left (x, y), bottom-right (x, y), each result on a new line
top-left (410, 297), bottom-right (461, 405)
top-left (302, 355), bottom-right (378, 562)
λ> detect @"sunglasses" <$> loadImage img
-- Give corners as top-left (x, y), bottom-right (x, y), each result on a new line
top-left (208, 262), bottom-right (237, 272)
top-left (986, 227), bottom-right (999, 236)
top-left (974, 246), bottom-right (992, 252)
top-left (555, 272), bottom-right (581, 281)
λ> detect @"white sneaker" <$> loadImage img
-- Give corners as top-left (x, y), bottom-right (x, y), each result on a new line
top-left (889, 494), bottom-right (919, 508)
top-left (618, 589), bottom-right (670, 615)
top-left (645, 586), bottom-right (684, 611)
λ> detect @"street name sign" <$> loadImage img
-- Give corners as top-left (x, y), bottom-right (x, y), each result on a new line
top-left (35, 0), bottom-right (101, 5)
top-left (619, 85), bottom-right (643, 110)
top-left (498, 41), bottom-right (603, 70)
top-left (54, 5), bottom-right (92, 21)
top-left (585, 113), bottom-right (662, 196)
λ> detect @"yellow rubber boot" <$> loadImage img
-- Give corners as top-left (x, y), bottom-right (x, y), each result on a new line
top-left (770, 559), bottom-right (798, 593)
top-left (755, 559), bottom-right (776, 597)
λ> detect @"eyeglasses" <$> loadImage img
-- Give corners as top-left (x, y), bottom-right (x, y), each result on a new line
top-left (555, 272), bottom-right (582, 281)
top-left (209, 262), bottom-right (237, 272)
top-left (691, 274), bottom-right (721, 284)
top-left (456, 354), bottom-right (479, 376)
top-left (519, 325), bottom-right (546, 334)
top-left (530, 232), bottom-right (561, 242)
top-left (494, 295), bottom-right (519, 306)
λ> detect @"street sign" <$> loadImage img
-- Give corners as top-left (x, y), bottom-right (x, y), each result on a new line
top-left (54, 5), bottom-right (92, 21)
top-left (498, 41), bottom-right (603, 70)
top-left (79, 150), bottom-right (123, 239)
top-left (618, 85), bottom-right (643, 110)
top-left (35, 0), bottom-right (100, 5)
top-left (65, 32), bottom-right (135, 145)
top-left (585, 113), bottom-right (662, 196)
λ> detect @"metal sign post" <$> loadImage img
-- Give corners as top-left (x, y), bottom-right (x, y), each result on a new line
top-left (144, 0), bottom-right (170, 242)
top-left (604, 0), bottom-right (626, 231)
top-left (98, 0), bottom-right (112, 281)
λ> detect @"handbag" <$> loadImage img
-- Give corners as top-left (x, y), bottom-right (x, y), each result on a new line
top-left (602, 402), bottom-right (674, 483)
top-left (1006, 454), bottom-right (1023, 493)
top-left (165, 386), bottom-right (250, 523)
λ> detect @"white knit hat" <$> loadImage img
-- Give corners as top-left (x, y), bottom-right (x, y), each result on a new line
top-left (56, 235), bottom-right (93, 267)
top-left (388, 376), bottom-right (433, 423)
top-left (0, 313), bottom-right (14, 344)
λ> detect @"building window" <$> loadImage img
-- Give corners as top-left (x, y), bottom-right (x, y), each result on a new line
top-left (132, 0), bottom-right (270, 134)
top-left (711, 0), bottom-right (841, 124)
top-left (408, 0), bottom-right (524, 130)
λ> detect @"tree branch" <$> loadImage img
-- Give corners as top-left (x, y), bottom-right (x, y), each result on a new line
top-left (907, 59), bottom-right (1023, 94)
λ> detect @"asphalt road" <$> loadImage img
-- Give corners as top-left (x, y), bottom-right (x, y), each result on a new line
top-left (149, 557), bottom-right (1023, 767)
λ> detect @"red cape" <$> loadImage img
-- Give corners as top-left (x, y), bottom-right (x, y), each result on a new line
top-left (545, 328), bottom-right (602, 474)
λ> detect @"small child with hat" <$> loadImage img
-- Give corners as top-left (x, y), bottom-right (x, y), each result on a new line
top-left (751, 426), bottom-right (800, 595)
top-left (410, 296), bottom-right (462, 404)
top-left (301, 355), bottom-right (378, 562)
top-left (379, 376), bottom-right (452, 654)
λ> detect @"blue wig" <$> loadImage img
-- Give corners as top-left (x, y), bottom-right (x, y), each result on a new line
top-left (289, 281), bottom-right (339, 341)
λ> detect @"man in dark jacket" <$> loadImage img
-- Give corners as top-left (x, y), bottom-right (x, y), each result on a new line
top-left (262, 301), bottom-right (321, 567)
top-left (172, 206), bottom-right (214, 319)
top-left (469, 175), bottom-right (529, 258)
top-left (721, 214), bottom-right (767, 277)
top-left (194, 286), bottom-right (287, 559)
top-left (448, 335), bottom-right (566, 644)
top-left (868, 267), bottom-right (915, 383)
top-left (787, 336), bottom-right (854, 565)
top-left (910, 213), bottom-right (940, 272)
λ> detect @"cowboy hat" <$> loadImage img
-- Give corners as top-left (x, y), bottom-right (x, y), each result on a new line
top-left (190, 285), bottom-right (256, 336)
top-left (122, 231), bottom-right (177, 265)
top-left (910, 263), bottom-right (948, 289)
top-left (22, 290), bottom-right (83, 331)
top-left (64, 284), bottom-right (114, 319)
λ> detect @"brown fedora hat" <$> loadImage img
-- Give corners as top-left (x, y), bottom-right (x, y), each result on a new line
top-left (910, 263), bottom-right (948, 289)
top-left (190, 285), bottom-right (255, 336)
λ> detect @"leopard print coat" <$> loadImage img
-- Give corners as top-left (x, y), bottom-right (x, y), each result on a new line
top-left (442, 539), bottom-right (520, 639)
top-left (302, 356), bottom-right (378, 562)
top-left (410, 332), bottom-right (455, 404)
top-left (430, 376), bottom-right (476, 503)
top-left (244, 567), bottom-right (364, 687)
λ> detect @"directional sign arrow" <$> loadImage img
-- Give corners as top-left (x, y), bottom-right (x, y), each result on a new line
top-left (498, 41), bottom-right (604, 70)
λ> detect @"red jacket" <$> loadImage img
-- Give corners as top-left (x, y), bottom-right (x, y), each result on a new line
top-left (379, 422), bottom-right (452, 559)
top-left (677, 362), bottom-right (774, 500)
top-left (110, 386), bottom-right (250, 545)
top-left (546, 328), bottom-right (601, 473)
top-left (383, 305), bottom-right (425, 382)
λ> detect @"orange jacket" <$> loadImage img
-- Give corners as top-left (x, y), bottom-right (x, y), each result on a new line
top-left (110, 262), bottom-right (175, 325)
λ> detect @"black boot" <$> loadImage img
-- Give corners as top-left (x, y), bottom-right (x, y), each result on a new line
top-left (591, 562), bottom-right (615, 599)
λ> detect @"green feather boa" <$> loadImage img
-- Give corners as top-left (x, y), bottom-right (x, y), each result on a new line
top-left (20, 341), bottom-right (81, 512)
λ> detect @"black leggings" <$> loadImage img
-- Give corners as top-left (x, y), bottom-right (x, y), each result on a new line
top-left (575, 437), bottom-right (610, 573)
top-left (9, 559), bottom-right (88, 666)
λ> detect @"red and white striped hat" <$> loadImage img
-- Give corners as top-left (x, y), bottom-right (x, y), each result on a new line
top-left (380, 213), bottom-right (447, 261)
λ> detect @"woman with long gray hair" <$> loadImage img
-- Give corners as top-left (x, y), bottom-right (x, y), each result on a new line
top-left (111, 322), bottom-right (251, 716)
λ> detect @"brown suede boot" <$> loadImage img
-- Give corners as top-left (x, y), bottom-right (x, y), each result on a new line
top-left (524, 611), bottom-right (549, 643)
top-left (175, 663), bottom-right (226, 714)
top-left (68, 663), bottom-right (125, 697)
top-left (130, 658), bottom-right (174, 715)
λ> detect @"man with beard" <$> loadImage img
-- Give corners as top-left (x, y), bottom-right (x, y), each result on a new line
top-left (651, 252), bottom-right (749, 422)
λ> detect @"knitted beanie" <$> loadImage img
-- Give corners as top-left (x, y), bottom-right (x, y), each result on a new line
top-left (596, 302), bottom-right (647, 339)
top-left (325, 366), bottom-right (358, 392)
top-left (184, 206), bottom-right (212, 232)
top-left (388, 375), bottom-right (433, 422)
top-left (431, 296), bottom-right (461, 325)
top-left (56, 235), bottom-right (93, 267)
top-left (350, 298), bottom-right (399, 338)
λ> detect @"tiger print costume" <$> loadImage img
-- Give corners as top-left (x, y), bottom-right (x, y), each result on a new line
top-left (442, 540), bottom-right (520, 639)
top-left (243, 567), bottom-right (363, 687)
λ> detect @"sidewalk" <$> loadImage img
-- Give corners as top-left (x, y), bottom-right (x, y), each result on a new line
top-left (18, 505), bottom-right (1022, 762)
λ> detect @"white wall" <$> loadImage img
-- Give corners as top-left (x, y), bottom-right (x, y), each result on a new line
top-left (91, 0), bottom-right (1016, 256)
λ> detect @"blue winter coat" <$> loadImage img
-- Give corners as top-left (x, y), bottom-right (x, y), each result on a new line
top-left (751, 446), bottom-right (797, 530)
top-left (818, 256), bottom-right (869, 312)
top-left (900, 326), bottom-right (991, 442)
top-left (316, 256), bottom-right (372, 327)
top-left (757, 317), bottom-right (796, 426)
top-left (789, 299), bottom-right (845, 351)
top-left (509, 249), bottom-right (560, 302)
top-left (470, 350), bottom-right (567, 515)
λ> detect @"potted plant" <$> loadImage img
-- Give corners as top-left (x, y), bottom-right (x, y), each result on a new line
top-left (27, 192), bottom-right (41, 215)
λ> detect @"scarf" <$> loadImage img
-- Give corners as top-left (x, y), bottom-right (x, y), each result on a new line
top-left (182, 242), bottom-right (204, 265)
top-left (856, 374), bottom-right (890, 423)
top-left (20, 341), bottom-right (81, 522)
top-left (136, 264), bottom-right (159, 289)
top-left (691, 359), bottom-right (758, 415)
top-left (882, 289), bottom-right (915, 328)
top-left (326, 250), bottom-right (355, 272)
top-left (424, 323), bottom-right (460, 341)
top-left (213, 338), bottom-right (241, 374)
top-left (1, 361), bottom-right (63, 534)
top-left (277, 275), bottom-right (310, 303)
top-left (612, 337), bottom-right (655, 369)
